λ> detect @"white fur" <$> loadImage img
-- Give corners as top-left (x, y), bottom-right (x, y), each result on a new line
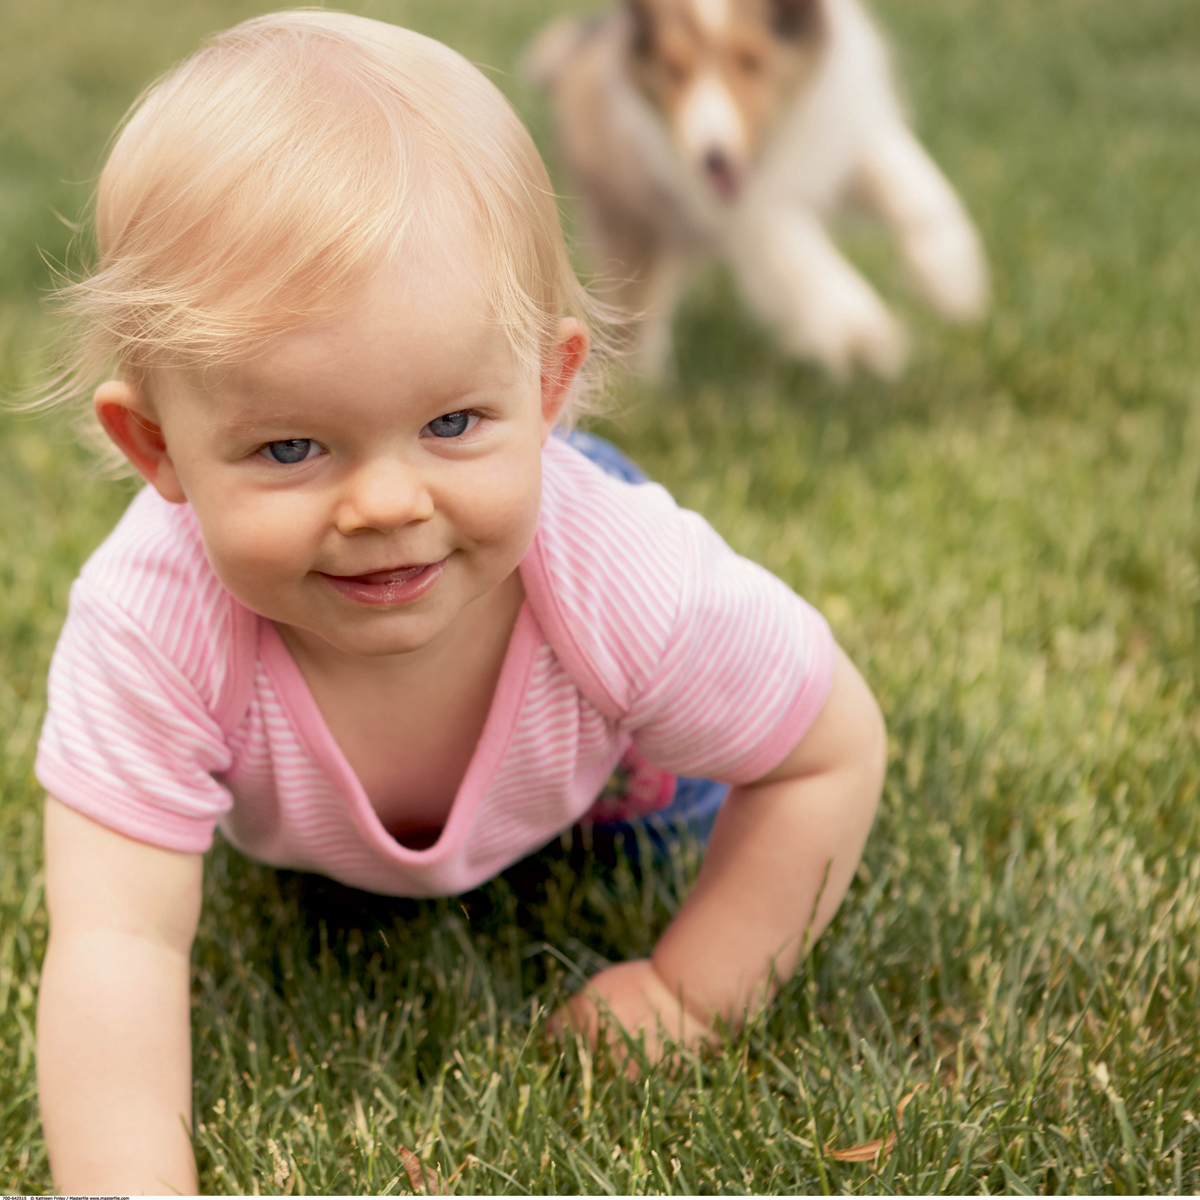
top-left (692, 0), bottom-right (731, 35)
top-left (679, 73), bottom-right (747, 165)
top-left (528, 0), bottom-right (989, 379)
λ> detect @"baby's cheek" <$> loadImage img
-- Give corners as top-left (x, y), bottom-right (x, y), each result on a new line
top-left (464, 458), bottom-right (542, 550)
top-left (198, 500), bottom-right (315, 605)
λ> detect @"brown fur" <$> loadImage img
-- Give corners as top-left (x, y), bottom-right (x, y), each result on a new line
top-left (626, 0), bottom-right (826, 163)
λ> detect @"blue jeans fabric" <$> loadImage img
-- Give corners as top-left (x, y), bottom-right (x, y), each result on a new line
top-left (555, 428), bottom-right (730, 852)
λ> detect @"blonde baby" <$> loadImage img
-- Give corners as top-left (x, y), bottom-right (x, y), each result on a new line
top-left (34, 11), bottom-right (886, 1193)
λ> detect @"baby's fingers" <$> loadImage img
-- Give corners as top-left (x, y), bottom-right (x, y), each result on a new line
top-left (547, 984), bottom-right (648, 1079)
top-left (546, 988), bottom-right (599, 1045)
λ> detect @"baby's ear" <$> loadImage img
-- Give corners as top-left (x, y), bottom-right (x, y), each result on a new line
top-left (93, 380), bottom-right (187, 503)
top-left (540, 319), bottom-right (590, 436)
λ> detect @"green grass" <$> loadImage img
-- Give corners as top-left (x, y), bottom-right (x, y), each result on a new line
top-left (3, 0), bottom-right (1200, 1192)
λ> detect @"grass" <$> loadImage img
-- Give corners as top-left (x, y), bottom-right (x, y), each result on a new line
top-left (3, 0), bottom-right (1200, 1192)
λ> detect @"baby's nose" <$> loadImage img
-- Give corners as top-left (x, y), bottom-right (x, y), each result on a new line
top-left (336, 457), bottom-right (435, 534)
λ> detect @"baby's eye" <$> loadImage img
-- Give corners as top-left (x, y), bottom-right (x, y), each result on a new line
top-left (422, 411), bottom-right (479, 439)
top-left (259, 438), bottom-right (322, 464)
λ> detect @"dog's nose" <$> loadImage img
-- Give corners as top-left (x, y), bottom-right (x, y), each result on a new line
top-left (703, 148), bottom-right (740, 200)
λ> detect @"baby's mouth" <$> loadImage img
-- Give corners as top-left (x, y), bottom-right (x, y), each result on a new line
top-left (337, 563), bottom-right (431, 585)
top-left (318, 557), bottom-right (447, 605)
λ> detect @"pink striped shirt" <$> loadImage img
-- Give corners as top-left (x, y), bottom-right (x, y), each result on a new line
top-left (36, 437), bottom-right (834, 897)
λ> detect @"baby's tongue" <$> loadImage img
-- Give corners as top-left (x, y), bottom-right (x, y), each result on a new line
top-left (352, 564), bottom-right (427, 585)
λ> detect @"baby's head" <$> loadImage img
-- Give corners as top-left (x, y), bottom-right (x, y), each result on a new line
top-left (48, 12), bottom-right (606, 659)
top-left (51, 9), bottom-right (599, 454)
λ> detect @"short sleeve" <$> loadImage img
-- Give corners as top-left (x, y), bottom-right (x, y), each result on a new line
top-left (526, 438), bottom-right (836, 785)
top-left (623, 507), bottom-right (834, 782)
top-left (35, 580), bottom-right (235, 853)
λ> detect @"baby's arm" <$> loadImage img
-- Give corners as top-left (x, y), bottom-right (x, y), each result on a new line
top-left (561, 644), bottom-right (886, 1059)
top-left (38, 796), bottom-right (202, 1194)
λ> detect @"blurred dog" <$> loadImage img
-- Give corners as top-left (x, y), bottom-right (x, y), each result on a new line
top-left (525, 0), bottom-right (988, 379)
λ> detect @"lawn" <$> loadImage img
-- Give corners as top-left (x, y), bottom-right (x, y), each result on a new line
top-left (3, 0), bottom-right (1200, 1193)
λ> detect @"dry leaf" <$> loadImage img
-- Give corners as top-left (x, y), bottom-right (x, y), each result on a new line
top-left (826, 1132), bottom-right (897, 1162)
top-left (399, 1146), bottom-right (449, 1195)
top-left (825, 1086), bottom-right (924, 1163)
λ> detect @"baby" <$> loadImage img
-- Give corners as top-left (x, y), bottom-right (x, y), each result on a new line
top-left (32, 10), bottom-right (886, 1194)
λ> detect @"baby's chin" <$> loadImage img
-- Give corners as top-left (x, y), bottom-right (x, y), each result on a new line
top-left (274, 608), bottom-right (458, 661)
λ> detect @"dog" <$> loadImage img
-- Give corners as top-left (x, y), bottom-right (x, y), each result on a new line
top-left (524, 0), bottom-right (988, 379)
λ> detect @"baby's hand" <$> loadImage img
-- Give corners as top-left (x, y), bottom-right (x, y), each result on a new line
top-left (551, 648), bottom-right (885, 1081)
top-left (552, 959), bottom-right (714, 1069)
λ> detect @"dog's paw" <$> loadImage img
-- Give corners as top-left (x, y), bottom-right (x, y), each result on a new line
top-left (628, 314), bottom-right (678, 382)
top-left (852, 310), bottom-right (908, 379)
top-left (906, 218), bottom-right (990, 322)
top-left (792, 287), bottom-right (908, 381)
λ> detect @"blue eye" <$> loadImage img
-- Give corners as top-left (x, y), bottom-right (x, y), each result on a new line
top-left (423, 411), bottom-right (478, 439)
top-left (260, 439), bottom-right (321, 464)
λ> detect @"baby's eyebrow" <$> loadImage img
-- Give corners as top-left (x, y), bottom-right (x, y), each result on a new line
top-left (214, 412), bottom-right (310, 441)
top-left (211, 397), bottom-right (305, 429)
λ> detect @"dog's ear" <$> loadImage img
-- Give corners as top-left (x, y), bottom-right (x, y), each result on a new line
top-left (770, 0), bottom-right (819, 38)
top-left (625, 0), bottom-right (656, 57)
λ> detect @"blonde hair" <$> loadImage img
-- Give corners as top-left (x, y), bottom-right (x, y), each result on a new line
top-left (36, 9), bottom-right (606, 457)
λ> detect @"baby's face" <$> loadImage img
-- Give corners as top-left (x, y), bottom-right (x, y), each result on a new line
top-left (144, 240), bottom-right (558, 660)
